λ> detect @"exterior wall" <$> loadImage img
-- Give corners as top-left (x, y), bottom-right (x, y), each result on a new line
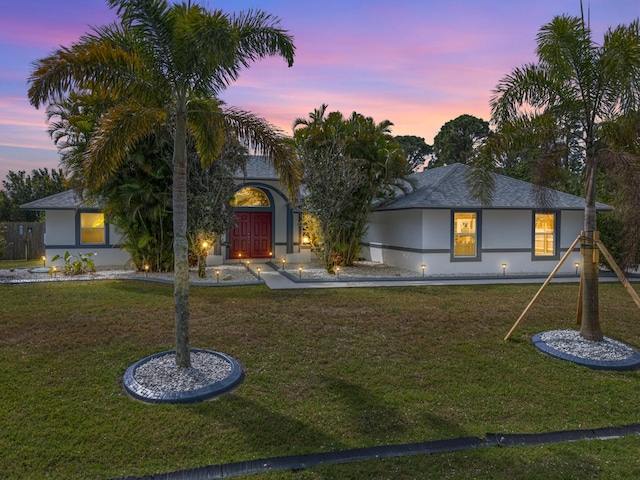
top-left (362, 208), bottom-right (583, 276)
top-left (44, 209), bottom-right (130, 268)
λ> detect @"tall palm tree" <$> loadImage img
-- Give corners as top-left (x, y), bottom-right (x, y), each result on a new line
top-left (28, 0), bottom-right (297, 367)
top-left (489, 13), bottom-right (640, 341)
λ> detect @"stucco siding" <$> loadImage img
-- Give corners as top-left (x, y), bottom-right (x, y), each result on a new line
top-left (482, 210), bottom-right (530, 249)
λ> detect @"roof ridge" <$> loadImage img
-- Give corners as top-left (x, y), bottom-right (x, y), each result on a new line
top-left (417, 163), bottom-right (463, 198)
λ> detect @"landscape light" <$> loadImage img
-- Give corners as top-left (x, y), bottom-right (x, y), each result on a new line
top-left (42, 256), bottom-right (46, 267)
top-left (282, 258), bottom-right (286, 270)
top-left (575, 262), bottom-right (580, 275)
top-left (216, 270), bottom-right (220, 283)
top-left (421, 264), bottom-right (426, 277)
top-left (502, 263), bottom-right (507, 276)
top-left (257, 267), bottom-right (261, 280)
top-left (298, 266), bottom-right (302, 279)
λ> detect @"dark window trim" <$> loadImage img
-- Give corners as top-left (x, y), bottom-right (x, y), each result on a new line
top-left (531, 210), bottom-right (560, 261)
top-left (450, 210), bottom-right (482, 262)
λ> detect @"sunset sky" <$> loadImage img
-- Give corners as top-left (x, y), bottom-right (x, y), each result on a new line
top-left (0, 0), bottom-right (637, 184)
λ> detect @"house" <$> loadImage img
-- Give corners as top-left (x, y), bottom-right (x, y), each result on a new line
top-left (361, 163), bottom-right (611, 276)
top-left (22, 159), bottom-right (609, 275)
top-left (20, 156), bottom-right (310, 268)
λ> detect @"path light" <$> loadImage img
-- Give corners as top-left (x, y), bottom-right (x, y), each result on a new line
top-left (335, 266), bottom-right (340, 278)
top-left (238, 253), bottom-right (242, 264)
top-left (144, 264), bottom-right (149, 278)
top-left (421, 264), bottom-right (426, 277)
top-left (52, 266), bottom-right (57, 278)
top-left (257, 267), bottom-right (261, 280)
top-left (216, 270), bottom-right (220, 283)
top-left (575, 262), bottom-right (580, 275)
top-left (282, 258), bottom-right (286, 270)
top-left (502, 263), bottom-right (507, 276)
top-left (298, 266), bottom-right (302, 279)
top-left (201, 241), bottom-right (209, 250)
top-left (302, 235), bottom-right (310, 245)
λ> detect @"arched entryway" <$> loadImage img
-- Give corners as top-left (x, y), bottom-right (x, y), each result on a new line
top-left (229, 187), bottom-right (273, 259)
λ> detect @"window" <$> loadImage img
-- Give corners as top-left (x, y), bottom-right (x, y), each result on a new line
top-left (534, 213), bottom-right (555, 256)
top-left (80, 213), bottom-right (105, 244)
top-left (231, 187), bottom-right (270, 207)
top-left (453, 212), bottom-right (477, 257)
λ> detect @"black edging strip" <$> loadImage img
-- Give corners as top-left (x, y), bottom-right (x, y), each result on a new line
top-left (113, 424), bottom-right (640, 479)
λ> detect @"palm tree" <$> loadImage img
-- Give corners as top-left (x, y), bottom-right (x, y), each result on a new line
top-left (28, 0), bottom-right (297, 367)
top-left (489, 13), bottom-right (640, 341)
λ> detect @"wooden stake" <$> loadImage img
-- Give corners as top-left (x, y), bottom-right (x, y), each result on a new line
top-left (504, 234), bottom-right (581, 341)
top-left (596, 240), bottom-right (640, 311)
top-left (576, 269), bottom-right (583, 325)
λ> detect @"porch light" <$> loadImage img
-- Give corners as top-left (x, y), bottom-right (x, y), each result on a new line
top-left (575, 262), bottom-right (580, 275)
top-left (298, 266), bottom-right (302, 279)
top-left (257, 267), bottom-right (261, 280)
top-left (216, 270), bottom-right (220, 283)
top-left (42, 255), bottom-right (46, 267)
top-left (502, 263), bottom-right (507, 276)
top-left (421, 264), bottom-right (426, 277)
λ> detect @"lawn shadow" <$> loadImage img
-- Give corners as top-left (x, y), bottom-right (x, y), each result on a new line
top-left (192, 394), bottom-right (345, 455)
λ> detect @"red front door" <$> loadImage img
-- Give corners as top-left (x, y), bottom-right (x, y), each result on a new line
top-left (229, 212), bottom-right (272, 259)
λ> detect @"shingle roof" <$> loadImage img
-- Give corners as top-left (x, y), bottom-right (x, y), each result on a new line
top-left (20, 156), bottom-right (280, 211)
top-left (238, 155), bottom-right (279, 180)
top-left (378, 163), bottom-right (612, 211)
top-left (20, 190), bottom-right (99, 210)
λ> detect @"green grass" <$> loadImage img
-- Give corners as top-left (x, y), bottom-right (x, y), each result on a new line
top-left (1, 280), bottom-right (640, 479)
top-left (0, 259), bottom-right (42, 269)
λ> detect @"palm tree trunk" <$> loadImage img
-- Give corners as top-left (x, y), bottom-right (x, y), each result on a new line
top-left (173, 98), bottom-right (191, 367)
top-left (580, 152), bottom-right (603, 341)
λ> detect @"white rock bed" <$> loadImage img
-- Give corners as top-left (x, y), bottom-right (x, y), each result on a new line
top-left (134, 351), bottom-right (232, 392)
top-left (0, 265), bottom-right (257, 284)
top-left (540, 329), bottom-right (637, 361)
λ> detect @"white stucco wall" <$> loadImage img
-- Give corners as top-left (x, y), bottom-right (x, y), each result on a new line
top-left (363, 208), bottom-right (584, 276)
top-left (44, 210), bottom-right (130, 267)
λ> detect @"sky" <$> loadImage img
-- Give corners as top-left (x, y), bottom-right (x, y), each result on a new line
top-left (0, 0), bottom-right (638, 185)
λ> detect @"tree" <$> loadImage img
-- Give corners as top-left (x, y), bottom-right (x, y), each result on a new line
top-left (294, 105), bottom-right (412, 272)
top-left (0, 169), bottom-right (67, 222)
top-left (28, 0), bottom-right (297, 368)
top-left (187, 136), bottom-right (248, 278)
top-left (487, 13), bottom-right (640, 341)
top-left (430, 114), bottom-right (490, 168)
top-left (395, 135), bottom-right (433, 171)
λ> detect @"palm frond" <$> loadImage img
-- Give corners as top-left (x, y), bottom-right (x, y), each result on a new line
top-left (85, 103), bottom-right (167, 189)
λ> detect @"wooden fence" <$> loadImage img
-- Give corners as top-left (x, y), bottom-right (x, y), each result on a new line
top-left (0, 222), bottom-right (46, 260)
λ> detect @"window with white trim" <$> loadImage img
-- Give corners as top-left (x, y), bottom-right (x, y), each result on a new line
top-left (80, 212), bottom-right (105, 244)
top-left (453, 212), bottom-right (477, 257)
top-left (534, 213), bottom-right (555, 256)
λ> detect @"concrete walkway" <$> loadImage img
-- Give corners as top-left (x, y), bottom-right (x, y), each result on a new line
top-left (257, 263), bottom-right (628, 290)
